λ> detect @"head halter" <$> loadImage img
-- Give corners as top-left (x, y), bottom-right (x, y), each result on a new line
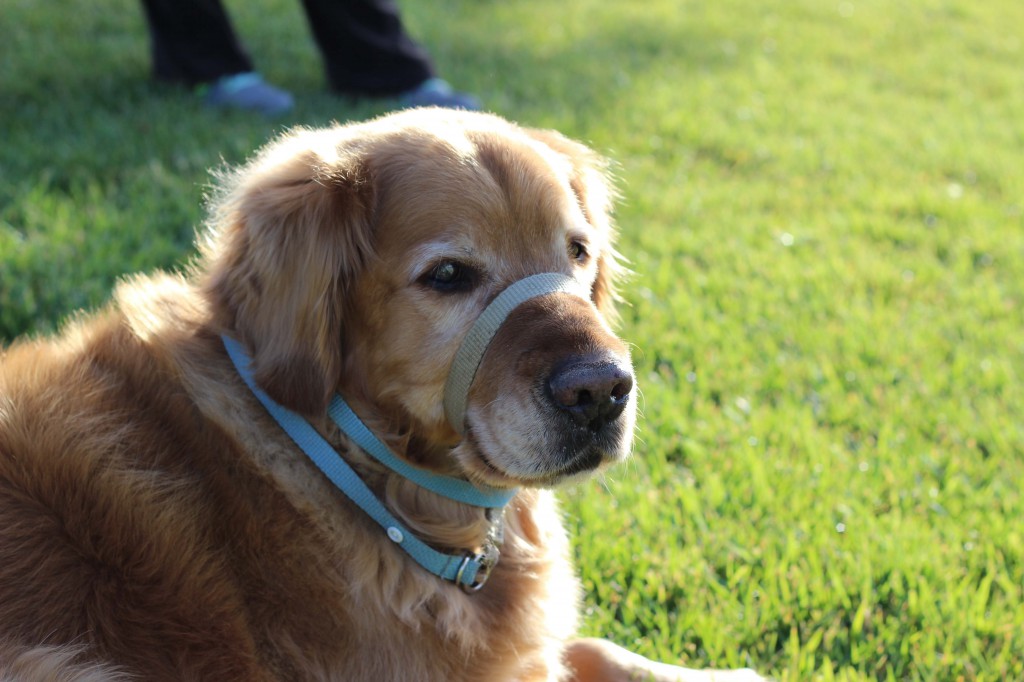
top-left (442, 272), bottom-right (589, 435)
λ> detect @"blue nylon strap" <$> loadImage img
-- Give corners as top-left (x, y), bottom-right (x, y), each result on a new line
top-left (327, 396), bottom-right (516, 509)
top-left (221, 335), bottom-right (483, 588)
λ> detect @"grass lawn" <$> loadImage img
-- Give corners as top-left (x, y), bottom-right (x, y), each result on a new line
top-left (2, 0), bottom-right (1022, 679)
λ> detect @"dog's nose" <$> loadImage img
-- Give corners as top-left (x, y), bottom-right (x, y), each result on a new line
top-left (548, 358), bottom-right (633, 430)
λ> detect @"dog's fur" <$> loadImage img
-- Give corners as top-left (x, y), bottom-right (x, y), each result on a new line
top-left (0, 109), bottom-right (760, 681)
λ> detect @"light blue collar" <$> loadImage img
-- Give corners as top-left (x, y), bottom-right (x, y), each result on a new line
top-left (221, 335), bottom-right (514, 592)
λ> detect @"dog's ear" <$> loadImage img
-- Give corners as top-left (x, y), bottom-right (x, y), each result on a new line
top-left (525, 129), bottom-right (624, 323)
top-left (200, 133), bottom-right (375, 415)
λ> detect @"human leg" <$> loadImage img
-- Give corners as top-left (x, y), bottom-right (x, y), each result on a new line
top-left (299, 0), bottom-right (433, 95)
top-left (139, 0), bottom-right (293, 115)
top-left (139, 0), bottom-right (253, 85)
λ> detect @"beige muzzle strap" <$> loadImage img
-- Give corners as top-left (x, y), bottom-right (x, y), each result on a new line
top-left (443, 272), bottom-right (589, 436)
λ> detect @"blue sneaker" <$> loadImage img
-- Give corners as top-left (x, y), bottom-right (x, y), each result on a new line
top-left (399, 78), bottom-right (480, 110)
top-left (202, 72), bottom-right (294, 116)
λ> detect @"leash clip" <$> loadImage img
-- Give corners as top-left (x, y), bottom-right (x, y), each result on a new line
top-left (457, 542), bottom-right (500, 593)
top-left (457, 515), bottom-right (503, 593)
top-left (457, 508), bottom-right (506, 593)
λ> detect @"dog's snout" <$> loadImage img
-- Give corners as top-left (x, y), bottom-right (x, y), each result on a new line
top-left (548, 359), bottom-right (633, 430)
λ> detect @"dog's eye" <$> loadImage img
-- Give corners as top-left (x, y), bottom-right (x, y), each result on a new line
top-left (422, 261), bottom-right (474, 293)
top-left (569, 241), bottom-right (588, 263)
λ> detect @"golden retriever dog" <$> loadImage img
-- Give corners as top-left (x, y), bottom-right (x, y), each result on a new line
top-left (0, 108), bottom-right (762, 681)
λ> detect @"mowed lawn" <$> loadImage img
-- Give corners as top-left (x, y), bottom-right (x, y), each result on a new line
top-left (1, 0), bottom-right (1022, 679)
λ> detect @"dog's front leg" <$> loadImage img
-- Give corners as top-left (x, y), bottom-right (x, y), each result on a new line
top-left (562, 638), bottom-right (765, 682)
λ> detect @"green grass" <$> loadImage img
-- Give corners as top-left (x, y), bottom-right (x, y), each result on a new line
top-left (2, 0), bottom-right (1022, 679)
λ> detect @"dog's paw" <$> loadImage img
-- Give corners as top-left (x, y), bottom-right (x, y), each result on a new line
top-left (564, 638), bottom-right (768, 682)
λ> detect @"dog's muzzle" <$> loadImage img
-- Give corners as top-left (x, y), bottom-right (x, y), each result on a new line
top-left (443, 273), bottom-right (589, 435)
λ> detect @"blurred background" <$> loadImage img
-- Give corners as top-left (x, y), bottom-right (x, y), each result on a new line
top-left (1, 0), bottom-right (1022, 679)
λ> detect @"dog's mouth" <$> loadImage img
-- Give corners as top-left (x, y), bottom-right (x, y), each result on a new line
top-left (454, 417), bottom-right (628, 489)
top-left (557, 447), bottom-right (607, 478)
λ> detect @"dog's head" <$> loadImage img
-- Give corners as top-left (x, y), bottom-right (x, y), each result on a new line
top-left (200, 109), bottom-right (635, 488)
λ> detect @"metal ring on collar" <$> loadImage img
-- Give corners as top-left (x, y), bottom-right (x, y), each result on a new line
top-left (442, 272), bottom-right (589, 436)
top-left (456, 552), bottom-right (490, 593)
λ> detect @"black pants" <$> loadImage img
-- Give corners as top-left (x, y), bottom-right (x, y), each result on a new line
top-left (139, 0), bottom-right (435, 95)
